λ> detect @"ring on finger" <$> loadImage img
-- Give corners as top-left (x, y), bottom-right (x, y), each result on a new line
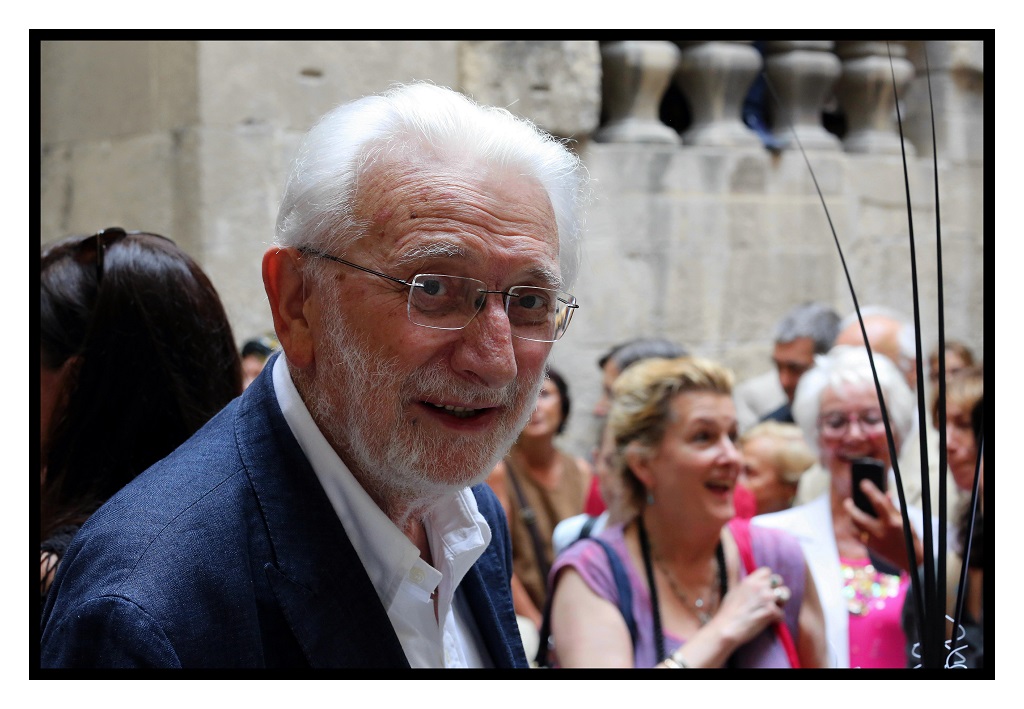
top-left (773, 586), bottom-right (791, 605)
top-left (769, 573), bottom-right (783, 588)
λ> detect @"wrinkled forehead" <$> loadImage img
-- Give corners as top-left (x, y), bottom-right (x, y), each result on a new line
top-left (353, 152), bottom-right (560, 274)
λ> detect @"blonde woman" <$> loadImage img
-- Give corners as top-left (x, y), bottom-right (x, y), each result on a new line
top-left (738, 421), bottom-right (816, 515)
top-left (547, 357), bottom-right (826, 668)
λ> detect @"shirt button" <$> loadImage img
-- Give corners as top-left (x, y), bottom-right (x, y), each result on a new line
top-left (410, 568), bottom-right (425, 584)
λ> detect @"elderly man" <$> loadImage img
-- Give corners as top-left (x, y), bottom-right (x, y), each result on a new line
top-left (793, 307), bottom-right (958, 520)
top-left (40, 83), bottom-right (588, 668)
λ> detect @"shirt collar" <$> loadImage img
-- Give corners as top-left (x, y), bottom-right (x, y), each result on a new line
top-left (270, 355), bottom-right (491, 612)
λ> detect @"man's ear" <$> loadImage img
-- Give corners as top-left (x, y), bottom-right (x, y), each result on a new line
top-left (263, 247), bottom-right (315, 370)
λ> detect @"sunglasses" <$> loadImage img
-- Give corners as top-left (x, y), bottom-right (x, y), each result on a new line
top-left (74, 227), bottom-right (174, 282)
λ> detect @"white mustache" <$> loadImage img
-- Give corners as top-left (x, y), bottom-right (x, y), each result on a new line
top-left (409, 362), bottom-right (520, 409)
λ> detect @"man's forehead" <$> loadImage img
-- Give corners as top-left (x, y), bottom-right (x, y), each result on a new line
top-left (351, 161), bottom-right (561, 285)
top-left (773, 338), bottom-right (815, 361)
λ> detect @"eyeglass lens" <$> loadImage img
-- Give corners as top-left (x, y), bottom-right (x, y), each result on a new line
top-left (408, 274), bottom-right (574, 342)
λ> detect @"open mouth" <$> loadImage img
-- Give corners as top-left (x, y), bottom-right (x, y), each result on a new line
top-left (422, 401), bottom-right (489, 420)
top-left (705, 479), bottom-right (734, 493)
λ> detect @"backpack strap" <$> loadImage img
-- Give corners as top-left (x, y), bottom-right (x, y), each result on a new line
top-left (504, 458), bottom-right (552, 585)
top-left (579, 514), bottom-right (599, 541)
top-left (535, 536), bottom-right (637, 666)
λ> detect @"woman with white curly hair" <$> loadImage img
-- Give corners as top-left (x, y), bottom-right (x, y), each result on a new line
top-left (753, 344), bottom-right (940, 668)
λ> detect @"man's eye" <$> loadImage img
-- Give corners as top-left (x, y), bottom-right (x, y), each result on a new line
top-left (419, 278), bottom-right (444, 296)
top-left (516, 293), bottom-right (548, 311)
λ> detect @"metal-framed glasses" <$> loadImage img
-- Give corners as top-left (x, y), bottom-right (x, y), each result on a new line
top-left (818, 409), bottom-right (886, 438)
top-left (299, 246), bottom-right (578, 343)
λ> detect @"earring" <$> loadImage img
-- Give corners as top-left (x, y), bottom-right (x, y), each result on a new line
top-left (646, 490), bottom-right (655, 506)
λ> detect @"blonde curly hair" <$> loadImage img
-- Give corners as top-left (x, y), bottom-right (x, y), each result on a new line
top-left (607, 356), bottom-right (735, 511)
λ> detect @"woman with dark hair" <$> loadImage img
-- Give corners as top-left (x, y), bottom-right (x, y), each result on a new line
top-left (40, 227), bottom-right (242, 617)
top-left (485, 367), bottom-right (593, 658)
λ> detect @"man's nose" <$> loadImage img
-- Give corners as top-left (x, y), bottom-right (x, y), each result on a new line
top-left (450, 296), bottom-right (520, 389)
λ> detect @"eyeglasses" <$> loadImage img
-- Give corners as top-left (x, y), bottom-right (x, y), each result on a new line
top-left (818, 410), bottom-right (886, 438)
top-left (299, 246), bottom-right (579, 343)
top-left (75, 227), bottom-right (129, 282)
top-left (74, 227), bottom-right (174, 282)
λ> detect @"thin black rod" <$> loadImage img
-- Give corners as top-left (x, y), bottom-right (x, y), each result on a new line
top-left (952, 434), bottom-right (983, 646)
top-left (762, 66), bottom-right (926, 660)
top-left (921, 45), bottom-right (951, 661)
top-left (889, 42), bottom-right (942, 668)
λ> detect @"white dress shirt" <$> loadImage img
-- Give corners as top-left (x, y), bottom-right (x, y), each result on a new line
top-left (272, 356), bottom-right (493, 668)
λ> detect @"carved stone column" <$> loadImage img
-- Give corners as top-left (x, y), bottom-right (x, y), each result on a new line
top-left (902, 40), bottom-right (984, 161)
top-left (673, 40), bottom-right (761, 147)
top-left (594, 41), bottom-right (681, 144)
top-left (834, 41), bottom-right (916, 155)
top-left (763, 40), bottom-right (842, 151)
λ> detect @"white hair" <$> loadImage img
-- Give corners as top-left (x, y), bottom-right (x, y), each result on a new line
top-left (275, 81), bottom-right (589, 288)
top-left (791, 344), bottom-right (915, 457)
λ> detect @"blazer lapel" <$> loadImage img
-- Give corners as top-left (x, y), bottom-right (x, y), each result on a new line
top-left (460, 552), bottom-right (523, 668)
top-left (461, 484), bottom-right (529, 669)
top-left (236, 361), bottom-right (409, 668)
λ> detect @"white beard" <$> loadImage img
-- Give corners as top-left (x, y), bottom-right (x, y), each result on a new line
top-left (305, 292), bottom-right (543, 521)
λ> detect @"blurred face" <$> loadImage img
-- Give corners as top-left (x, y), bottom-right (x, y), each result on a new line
top-left (518, 377), bottom-right (563, 441)
top-left (773, 338), bottom-right (816, 404)
top-left (242, 355), bottom-right (266, 389)
top-left (640, 391), bottom-right (742, 525)
top-left (739, 436), bottom-right (798, 515)
top-left (928, 349), bottom-right (971, 391)
top-left (945, 398), bottom-right (979, 493)
top-left (306, 158), bottom-right (559, 506)
top-left (593, 359), bottom-right (620, 418)
top-left (817, 383), bottom-right (892, 499)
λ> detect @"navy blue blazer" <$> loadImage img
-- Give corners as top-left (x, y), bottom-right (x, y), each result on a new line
top-left (40, 357), bottom-right (528, 669)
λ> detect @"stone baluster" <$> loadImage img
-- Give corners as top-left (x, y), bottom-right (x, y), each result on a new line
top-left (673, 41), bottom-right (761, 147)
top-left (594, 41), bottom-right (681, 144)
top-left (762, 41), bottom-right (842, 151)
top-left (902, 40), bottom-right (984, 162)
top-left (834, 41), bottom-right (916, 154)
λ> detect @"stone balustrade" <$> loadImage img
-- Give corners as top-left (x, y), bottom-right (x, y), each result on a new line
top-left (39, 38), bottom-right (985, 459)
top-left (591, 40), bottom-right (957, 157)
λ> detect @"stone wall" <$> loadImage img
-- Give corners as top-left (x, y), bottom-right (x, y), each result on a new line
top-left (38, 39), bottom-right (987, 460)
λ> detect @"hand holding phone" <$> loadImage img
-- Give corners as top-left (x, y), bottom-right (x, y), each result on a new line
top-left (851, 457), bottom-right (887, 518)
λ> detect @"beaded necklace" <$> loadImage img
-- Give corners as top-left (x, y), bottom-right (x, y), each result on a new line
top-left (638, 515), bottom-right (727, 662)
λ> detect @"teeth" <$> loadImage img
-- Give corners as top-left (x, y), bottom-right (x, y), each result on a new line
top-left (426, 402), bottom-right (480, 418)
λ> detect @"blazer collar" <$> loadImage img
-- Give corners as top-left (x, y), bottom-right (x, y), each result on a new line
top-left (235, 357), bottom-right (409, 668)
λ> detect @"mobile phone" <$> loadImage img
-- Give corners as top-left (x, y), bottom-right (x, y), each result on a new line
top-left (851, 457), bottom-right (887, 518)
